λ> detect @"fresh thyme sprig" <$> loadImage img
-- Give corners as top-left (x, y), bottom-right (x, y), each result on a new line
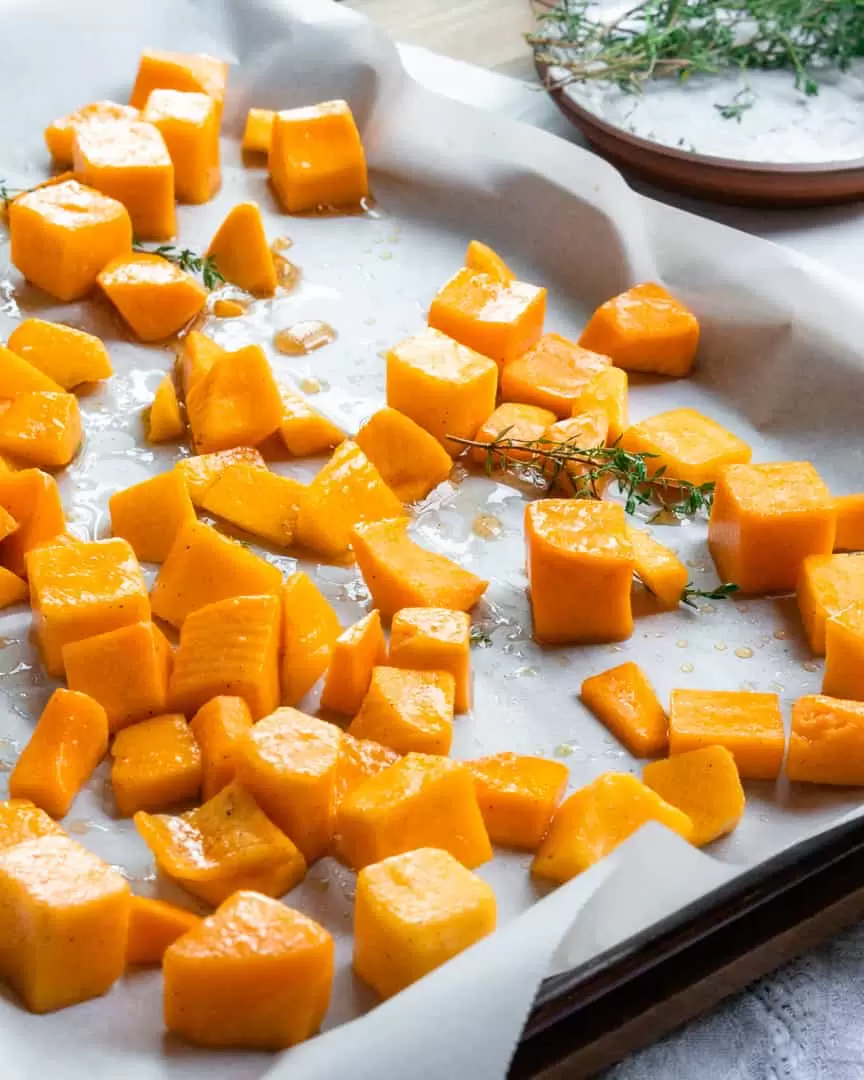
top-left (714, 86), bottom-right (756, 120)
top-left (0, 180), bottom-right (23, 210)
top-left (681, 581), bottom-right (741, 607)
top-left (133, 241), bottom-right (224, 289)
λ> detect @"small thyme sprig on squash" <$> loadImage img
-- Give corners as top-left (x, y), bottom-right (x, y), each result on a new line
top-left (132, 241), bottom-right (225, 289)
top-left (681, 581), bottom-right (740, 607)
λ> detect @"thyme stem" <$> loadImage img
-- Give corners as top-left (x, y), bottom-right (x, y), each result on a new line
top-left (133, 241), bottom-right (224, 290)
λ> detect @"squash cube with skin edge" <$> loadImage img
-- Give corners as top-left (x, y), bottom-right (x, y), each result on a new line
top-left (797, 553), bottom-right (864, 655)
top-left (334, 734), bottom-right (399, 811)
top-left (835, 494), bottom-right (864, 552)
top-left (130, 50), bottom-right (229, 112)
top-left (187, 345), bottom-right (283, 454)
top-left (351, 518), bottom-right (489, 621)
top-left (142, 89), bottom-right (220, 204)
top-left (620, 408), bottom-right (752, 488)
top-left (525, 500), bottom-right (635, 645)
top-left (349, 667), bottom-right (455, 756)
top-left (386, 328), bottom-right (498, 455)
top-left (571, 366), bottom-right (629, 443)
top-left (581, 662), bottom-right (669, 758)
top-left (643, 746), bottom-right (745, 846)
top-left (500, 333), bottom-right (612, 419)
top-left (98, 254), bottom-right (207, 343)
top-left (0, 392), bottom-right (82, 468)
top-left (0, 800), bottom-right (65, 851)
top-left (207, 202), bottom-right (277, 296)
top-left (428, 268), bottom-right (546, 368)
top-left (540, 411), bottom-right (610, 497)
top-left (269, 100), bottom-right (368, 212)
top-left (200, 464), bottom-right (305, 548)
top-left (109, 468), bottom-right (196, 564)
top-left (354, 848), bottom-right (496, 1000)
top-left (7, 319), bottom-right (113, 389)
top-left (0, 343), bottom-right (65, 397)
top-left (464, 240), bottom-right (514, 283)
top-left (163, 891), bottom-right (333, 1051)
top-left (135, 782), bottom-right (306, 906)
top-left (354, 407), bottom-right (453, 503)
top-left (242, 108), bottom-right (275, 154)
top-left (45, 101), bottom-right (140, 166)
top-left (787, 694), bottom-right (864, 786)
top-left (27, 537), bottom-right (150, 677)
top-left (190, 697), bottom-right (254, 801)
top-left (175, 446), bottom-right (266, 507)
top-left (0, 568), bottom-right (28, 610)
top-left (126, 896), bottom-right (201, 966)
top-left (578, 282), bottom-right (700, 377)
top-left (823, 603), bottom-right (864, 701)
top-left (532, 772), bottom-right (693, 884)
top-left (471, 402), bottom-right (558, 467)
top-left (0, 469), bottom-right (66, 578)
top-left (469, 753), bottom-right (568, 850)
top-left (669, 689), bottom-right (785, 780)
top-left (709, 462), bottom-right (836, 595)
top-left (111, 713), bottom-right (202, 817)
top-left (389, 608), bottom-right (472, 713)
top-left (320, 610), bottom-right (387, 716)
top-left (62, 621), bottom-right (173, 733)
top-left (9, 180), bottom-right (132, 303)
top-left (280, 571), bottom-right (342, 706)
top-left (626, 527), bottom-right (689, 611)
top-left (279, 388), bottom-right (345, 457)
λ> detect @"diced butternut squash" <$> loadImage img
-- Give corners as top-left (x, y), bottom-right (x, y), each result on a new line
top-left (0, 835), bottom-right (130, 1013)
top-left (0, 469), bottom-right (65, 577)
top-left (151, 519), bottom-right (282, 627)
top-left (669, 689), bottom-right (785, 780)
top-left (500, 333), bottom-right (611, 419)
top-left (464, 240), bottom-right (514, 283)
top-left (580, 662), bottom-right (668, 758)
top-left (9, 179), bottom-right (132, 302)
top-left (709, 462), bottom-right (836, 595)
top-left (525, 499), bottom-right (634, 644)
top-left (269, 100), bottom-right (368, 212)
top-left (111, 713), bottom-right (202, 816)
top-left (236, 708), bottom-right (343, 862)
top-left (0, 391), bottom-right (82, 468)
top-left (797, 553), bottom-right (864, 655)
top-left (190, 697), bottom-right (254, 801)
top-left (428, 268), bottom-right (546, 368)
top-left (823, 603), bottom-right (864, 701)
top-left (333, 734), bottom-right (399, 810)
top-left (335, 753), bottom-right (492, 870)
top-left (354, 848), bottom-right (496, 999)
top-left (278, 388), bottom-right (345, 457)
top-left (579, 282), bottom-right (700, 377)
top-left (8, 689), bottom-right (109, 819)
top-left (163, 891), bottom-right (332, 1050)
top-left (175, 446), bottom-right (266, 507)
top-left (620, 408), bottom-right (751, 487)
top-left (532, 772), bottom-right (693, 883)
top-left (126, 896), bottom-right (201, 966)
top-left (642, 746), bottom-right (744, 845)
top-left (178, 329), bottom-right (226, 403)
top-left (389, 608), bottom-right (472, 713)
top-left (63, 621), bottom-right (172, 733)
top-left (0, 567), bottom-right (27, 609)
top-left (110, 469), bottom-right (196, 565)
top-left (570, 366), bottom-right (629, 443)
top-left (0, 800), bottom-right (65, 850)
top-left (45, 101), bottom-right (140, 166)
top-left (787, 694), bottom-right (864, 785)
top-left (186, 344), bottom-right (283, 453)
top-left (200, 463), bottom-right (305, 547)
top-left (835, 494), bottom-right (864, 552)
top-left (351, 518), bottom-right (488, 621)
top-left (169, 594), bottom-right (281, 720)
top-left (320, 610), bottom-right (387, 716)
top-left (295, 440), bottom-right (403, 559)
top-left (142, 89), bottom-right (220, 204)
top-left (386, 328), bottom-right (498, 455)
top-left (130, 50), bottom-right (229, 112)
top-left (242, 108), bottom-right (275, 154)
top-left (349, 667), bottom-right (455, 755)
top-left (468, 752), bottom-right (568, 850)
top-left (27, 537), bottom-right (150, 677)
top-left (135, 782), bottom-right (306, 905)
top-left (206, 202), bottom-right (276, 296)
top-left (98, 254), bottom-right (207, 342)
top-left (7, 319), bottom-right (112, 389)
top-left (0, 343), bottom-right (65, 397)
top-left (280, 571), bottom-right (342, 705)
top-left (627, 527), bottom-right (688, 611)
top-left (471, 402), bottom-right (558, 467)
top-left (212, 298), bottom-right (246, 318)
top-left (354, 407), bottom-right (453, 502)
top-left (0, 507), bottom-right (17, 544)
top-left (148, 375), bottom-right (185, 442)
top-left (540, 410), bottom-right (610, 496)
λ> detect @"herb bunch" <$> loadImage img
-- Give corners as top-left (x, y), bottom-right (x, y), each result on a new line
top-left (681, 581), bottom-right (740, 606)
top-left (133, 241), bottom-right (224, 289)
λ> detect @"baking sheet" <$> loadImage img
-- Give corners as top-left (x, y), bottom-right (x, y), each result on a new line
top-left (1, 0), bottom-right (864, 1076)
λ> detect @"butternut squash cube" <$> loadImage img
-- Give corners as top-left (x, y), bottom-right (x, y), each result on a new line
top-left (126, 896), bottom-right (201, 966)
top-left (627, 527), bottom-right (688, 611)
top-left (7, 319), bottom-right (112, 389)
top-left (570, 366), bottom-right (629, 443)
top-left (187, 344), bottom-right (283, 453)
top-left (787, 694), bottom-right (864, 785)
top-left (9, 179), bottom-right (132, 302)
top-left (236, 708), bottom-right (343, 862)
top-left (0, 469), bottom-right (65, 577)
top-left (148, 375), bottom-right (185, 442)
top-left (27, 537), bottom-right (150, 677)
top-left (540, 410), bottom-right (610, 496)
top-left (98, 253), bottom-right (207, 342)
top-left (135, 782), bottom-right (306, 905)
top-left (386, 328), bottom-right (498, 455)
top-left (428, 268), bottom-right (546, 367)
top-left (142, 89), bottom-right (220, 204)
top-left (0, 391), bottom-right (82, 468)
top-left (389, 608), bottom-right (472, 713)
top-left (0, 836), bottom-right (130, 1013)
top-left (295, 440), bottom-right (403, 559)
top-left (532, 772), bottom-right (693, 883)
top-left (175, 446), bottom-right (266, 506)
top-left (464, 240), bottom-right (514, 283)
top-left (351, 517), bottom-right (489, 621)
top-left (335, 753), bottom-right (492, 870)
top-left (620, 408), bottom-right (751, 487)
top-left (190, 697), bottom-right (254, 801)
top-left (269, 100), bottom-right (368, 212)
top-left (178, 329), bottom-right (226, 404)
top-left (280, 571), bottom-right (342, 706)
top-left (835, 494), bottom-right (864, 552)
top-left (109, 469), bottom-right (195, 564)
top-left (0, 800), bottom-right (65, 850)
top-left (823, 603), bottom-right (864, 701)
top-left (578, 282), bottom-right (700, 377)
top-left (163, 891), bottom-right (333, 1050)
top-left (207, 201), bottom-right (276, 296)
top-left (212, 298), bottom-right (246, 318)
top-left (581, 662), bottom-right (668, 758)
top-left (354, 406), bottom-right (453, 502)
top-left (63, 621), bottom-right (172, 732)
top-left (0, 507), bottom-right (17, 544)
top-left (169, 594), bottom-right (281, 720)
top-left (472, 402), bottom-right (558, 467)
top-left (9, 689), bottom-right (109, 819)
top-left (333, 734), bottom-right (399, 810)
top-left (642, 745), bottom-right (744, 846)
top-left (797, 553), bottom-right (864, 655)
top-left (669, 689), bottom-right (785, 780)
top-left (354, 848), bottom-right (496, 999)
top-left (349, 667), bottom-right (455, 755)
top-left (200, 463), bottom-right (305, 547)
top-left (45, 101), bottom-right (140, 166)
top-left (500, 333), bottom-right (611, 419)
top-left (319, 609), bottom-right (387, 716)
top-left (242, 108), bottom-right (275, 154)
top-left (130, 50), bottom-right (229, 111)
top-left (0, 567), bottom-right (27, 609)
top-left (111, 713), bottom-right (202, 816)
top-left (278, 388), bottom-right (345, 457)
top-left (469, 752), bottom-right (568, 850)
top-left (0, 343), bottom-right (65, 397)
top-left (525, 499), bottom-right (635, 644)
top-left (709, 462), bottom-right (836, 595)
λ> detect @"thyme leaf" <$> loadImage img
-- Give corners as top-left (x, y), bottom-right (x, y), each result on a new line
top-left (133, 241), bottom-right (225, 289)
top-left (681, 581), bottom-right (741, 607)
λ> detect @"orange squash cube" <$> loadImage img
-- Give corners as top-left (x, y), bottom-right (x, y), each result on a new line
top-left (570, 366), bottom-right (629, 443)
top-left (111, 713), bottom-right (202, 816)
top-left (278, 388), bottom-right (345, 457)
top-left (354, 407), bottom-right (453, 502)
top-left (178, 329), bottom-right (226, 403)
top-left (669, 689), bottom-right (785, 780)
top-left (0, 391), bottom-right (81, 468)
top-left (709, 462), bottom-right (836, 595)
top-left (269, 100), bottom-right (368, 212)
top-left (200, 463), bottom-right (305, 547)
top-left (500, 333), bottom-right (611, 419)
top-left (627, 527), bottom-right (689, 611)
top-left (98, 253), bottom-right (207, 342)
top-left (532, 772), bottom-right (693, 883)
top-left (9, 179), bottom-right (132, 302)
top-left (0, 800), bottom-right (65, 850)
top-left (242, 108), bottom-right (275, 154)
top-left (540, 410), bottom-right (610, 496)
top-left (130, 50), bottom-right (229, 111)
top-left (126, 896), bottom-right (201, 966)
top-left (464, 240), bottom-right (514, 283)
top-left (352, 518), bottom-right (488, 621)
top-left (354, 848), bottom-right (496, 999)
top-left (835, 494), bottom-right (864, 552)
top-left (27, 537), bottom-right (150, 677)
top-left (0, 507), bottom-right (17, 544)
top-left (163, 891), bottom-right (333, 1050)
top-left (45, 101), bottom-right (140, 166)
top-left (333, 734), bottom-right (399, 810)
top-left (175, 446), bottom-right (266, 507)
top-left (620, 408), bottom-right (751, 487)
top-left (148, 375), bottom-right (185, 442)
top-left (428, 268), bottom-right (546, 367)
top-left (581, 662), bottom-right (668, 757)
top-left (389, 608), bottom-right (472, 713)
top-left (280, 571), bottom-right (342, 706)
top-left (469, 752), bottom-right (568, 850)
top-left (578, 282), bottom-right (700, 377)
top-left (0, 469), bottom-right (65, 577)
top-left (471, 402), bottom-right (558, 467)
top-left (797, 553), bottom-right (864, 655)
top-left (643, 745), bottom-right (744, 846)
top-left (109, 469), bottom-right (196, 564)
top-left (787, 694), bottom-right (864, 785)
top-left (320, 610), bottom-right (387, 716)
top-left (206, 202), bottom-right (276, 296)
top-left (0, 343), bottom-right (65, 397)
top-left (0, 567), bottom-right (28, 609)
top-left (349, 667), bottom-right (455, 755)
top-left (823, 603), bottom-right (864, 700)
top-left (190, 697), bottom-right (254, 801)
top-left (142, 89), bottom-right (220, 204)
top-left (212, 298), bottom-right (246, 318)
top-left (7, 319), bottom-right (112, 389)
top-left (187, 344), bottom-right (283, 453)
top-left (386, 328), bottom-right (498, 455)
top-left (525, 499), bottom-right (635, 644)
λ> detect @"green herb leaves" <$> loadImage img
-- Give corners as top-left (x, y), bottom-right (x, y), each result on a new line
top-left (681, 581), bottom-right (740, 607)
top-left (132, 241), bottom-right (224, 289)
